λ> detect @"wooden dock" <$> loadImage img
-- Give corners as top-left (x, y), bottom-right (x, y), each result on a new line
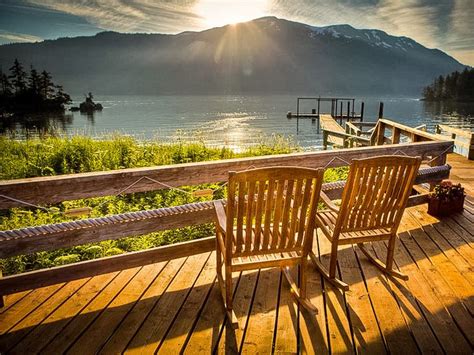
top-left (0, 154), bottom-right (473, 353)
top-left (320, 114), bottom-right (346, 146)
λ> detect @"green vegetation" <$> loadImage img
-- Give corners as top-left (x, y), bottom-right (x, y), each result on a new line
top-left (0, 58), bottom-right (71, 116)
top-left (0, 134), bottom-right (347, 275)
top-left (422, 68), bottom-right (474, 102)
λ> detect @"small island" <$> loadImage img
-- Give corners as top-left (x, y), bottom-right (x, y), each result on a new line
top-left (0, 58), bottom-right (71, 117)
top-left (422, 67), bottom-right (474, 102)
top-left (70, 92), bottom-right (103, 113)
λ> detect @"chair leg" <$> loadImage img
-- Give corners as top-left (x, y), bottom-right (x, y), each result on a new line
top-left (310, 230), bottom-right (348, 291)
top-left (357, 241), bottom-right (408, 281)
top-left (224, 265), bottom-right (239, 328)
top-left (309, 251), bottom-right (349, 291)
top-left (328, 241), bottom-right (338, 279)
top-left (282, 265), bottom-right (318, 314)
top-left (215, 237), bottom-right (239, 329)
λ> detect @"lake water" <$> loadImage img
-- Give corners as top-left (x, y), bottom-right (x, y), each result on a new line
top-left (2, 95), bottom-right (473, 150)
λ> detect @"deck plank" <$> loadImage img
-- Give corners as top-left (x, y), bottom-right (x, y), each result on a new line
top-left (0, 283), bottom-right (65, 336)
top-left (8, 272), bottom-right (118, 354)
top-left (404, 211), bottom-right (474, 315)
top-left (183, 280), bottom-right (228, 353)
top-left (298, 249), bottom-right (329, 355)
top-left (0, 278), bottom-right (88, 352)
top-left (0, 290), bottom-right (32, 315)
top-left (124, 253), bottom-right (210, 354)
top-left (354, 245), bottom-right (419, 354)
top-left (408, 207), bottom-right (474, 269)
top-left (99, 258), bottom-right (186, 354)
top-left (391, 231), bottom-right (471, 353)
top-left (214, 270), bottom-right (260, 354)
top-left (41, 268), bottom-right (140, 354)
top-left (318, 234), bottom-right (355, 354)
top-left (158, 253), bottom-right (217, 352)
top-left (337, 244), bottom-right (386, 354)
top-left (67, 262), bottom-right (166, 354)
top-left (240, 267), bottom-right (280, 354)
top-left (370, 241), bottom-right (444, 353)
top-left (274, 267), bottom-right (298, 354)
top-left (399, 218), bottom-right (474, 347)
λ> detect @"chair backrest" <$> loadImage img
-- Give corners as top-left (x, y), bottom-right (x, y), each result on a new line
top-left (226, 167), bottom-right (324, 256)
top-left (334, 155), bottom-right (421, 235)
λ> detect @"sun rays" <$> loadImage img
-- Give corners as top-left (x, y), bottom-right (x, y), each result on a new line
top-left (194, 0), bottom-right (269, 28)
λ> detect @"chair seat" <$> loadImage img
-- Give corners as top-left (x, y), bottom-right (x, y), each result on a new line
top-left (315, 210), bottom-right (392, 245)
top-left (230, 250), bottom-right (302, 271)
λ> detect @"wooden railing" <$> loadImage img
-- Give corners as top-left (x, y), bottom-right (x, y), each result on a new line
top-left (376, 119), bottom-right (445, 145)
top-left (0, 141), bottom-right (453, 300)
top-left (323, 121), bottom-right (378, 148)
top-left (436, 124), bottom-right (474, 160)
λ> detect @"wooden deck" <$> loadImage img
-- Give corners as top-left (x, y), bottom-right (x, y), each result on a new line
top-left (1, 154), bottom-right (473, 354)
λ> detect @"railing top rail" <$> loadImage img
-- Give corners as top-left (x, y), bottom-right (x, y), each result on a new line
top-left (437, 124), bottom-right (474, 139)
top-left (379, 119), bottom-right (449, 141)
top-left (0, 140), bottom-right (453, 209)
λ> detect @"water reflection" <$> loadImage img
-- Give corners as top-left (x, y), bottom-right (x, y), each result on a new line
top-left (423, 101), bottom-right (474, 119)
top-left (0, 112), bottom-right (74, 136)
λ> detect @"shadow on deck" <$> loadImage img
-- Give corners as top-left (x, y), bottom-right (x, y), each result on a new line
top-left (1, 201), bottom-right (473, 354)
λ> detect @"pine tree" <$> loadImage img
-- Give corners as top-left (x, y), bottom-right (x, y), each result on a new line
top-left (0, 69), bottom-right (12, 96)
top-left (54, 85), bottom-right (72, 106)
top-left (422, 68), bottom-right (474, 102)
top-left (28, 65), bottom-right (40, 95)
top-left (39, 70), bottom-right (55, 99)
top-left (8, 58), bottom-right (27, 93)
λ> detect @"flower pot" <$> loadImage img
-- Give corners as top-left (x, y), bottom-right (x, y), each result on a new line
top-left (428, 195), bottom-right (465, 217)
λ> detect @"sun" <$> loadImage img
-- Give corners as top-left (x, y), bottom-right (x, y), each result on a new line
top-left (194, 0), bottom-right (269, 28)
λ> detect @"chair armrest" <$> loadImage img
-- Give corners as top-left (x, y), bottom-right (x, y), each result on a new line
top-left (319, 191), bottom-right (339, 212)
top-left (214, 200), bottom-right (227, 234)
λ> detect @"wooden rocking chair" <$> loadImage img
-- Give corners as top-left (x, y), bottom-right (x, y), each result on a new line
top-left (214, 167), bottom-right (324, 328)
top-left (313, 155), bottom-right (422, 291)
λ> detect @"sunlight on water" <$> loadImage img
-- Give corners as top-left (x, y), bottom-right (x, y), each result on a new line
top-left (2, 95), bottom-right (473, 151)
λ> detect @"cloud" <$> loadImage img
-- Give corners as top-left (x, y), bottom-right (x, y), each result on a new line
top-left (26, 0), bottom-right (204, 33)
top-left (0, 30), bottom-right (42, 44)
top-left (7, 0), bottom-right (474, 65)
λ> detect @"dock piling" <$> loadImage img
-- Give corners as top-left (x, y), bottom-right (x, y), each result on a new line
top-left (378, 102), bottom-right (384, 119)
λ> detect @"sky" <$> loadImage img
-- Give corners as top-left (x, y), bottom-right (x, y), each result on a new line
top-left (0, 0), bottom-right (473, 66)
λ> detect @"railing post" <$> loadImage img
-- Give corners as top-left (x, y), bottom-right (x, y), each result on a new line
top-left (340, 101), bottom-right (343, 124)
top-left (376, 122), bottom-right (385, 145)
top-left (428, 151), bottom-right (447, 190)
top-left (392, 127), bottom-right (400, 144)
top-left (323, 130), bottom-right (328, 150)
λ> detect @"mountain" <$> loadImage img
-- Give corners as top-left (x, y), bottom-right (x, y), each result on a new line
top-left (0, 17), bottom-right (466, 96)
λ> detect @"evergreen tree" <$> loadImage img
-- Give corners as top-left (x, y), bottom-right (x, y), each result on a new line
top-left (8, 59), bottom-right (27, 93)
top-left (28, 65), bottom-right (40, 95)
top-left (39, 70), bottom-right (55, 99)
top-left (422, 68), bottom-right (474, 102)
top-left (2, 59), bottom-right (72, 113)
top-left (0, 69), bottom-right (12, 96)
top-left (54, 85), bottom-right (72, 106)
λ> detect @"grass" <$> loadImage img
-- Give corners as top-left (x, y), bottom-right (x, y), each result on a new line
top-left (0, 133), bottom-right (347, 275)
